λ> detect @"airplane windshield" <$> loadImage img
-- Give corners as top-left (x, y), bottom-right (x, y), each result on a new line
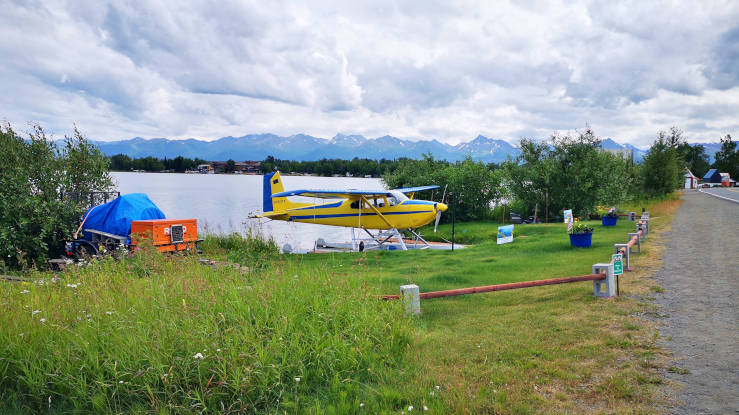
top-left (388, 190), bottom-right (409, 205)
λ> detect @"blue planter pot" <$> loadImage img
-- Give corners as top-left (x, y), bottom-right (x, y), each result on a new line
top-left (569, 232), bottom-right (593, 248)
top-left (601, 216), bottom-right (618, 226)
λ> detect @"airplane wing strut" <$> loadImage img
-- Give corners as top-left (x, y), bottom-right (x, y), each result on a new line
top-left (360, 195), bottom-right (395, 228)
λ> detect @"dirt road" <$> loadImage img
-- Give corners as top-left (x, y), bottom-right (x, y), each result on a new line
top-left (653, 191), bottom-right (738, 414)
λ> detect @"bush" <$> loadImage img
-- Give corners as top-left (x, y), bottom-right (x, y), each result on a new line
top-left (503, 127), bottom-right (633, 218)
top-left (382, 155), bottom-right (504, 222)
top-left (0, 123), bottom-right (114, 269)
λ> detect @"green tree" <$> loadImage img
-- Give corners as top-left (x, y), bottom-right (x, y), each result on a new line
top-left (504, 127), bottom-right (633, 218)
top-left (110, 154), bottom-right (132, 171)
top-left (383, 154), bottom-right (503, 222)
top-left (679, 143), bottom-right (711, 178)
top-left (226, 159), bottom-right (236, 173)
top-left (641, 129), bottom-right (682, 195)
top-left (0, 122), bottom-right (114, 269)
top-left (712, 134), bottom-right (738, 178)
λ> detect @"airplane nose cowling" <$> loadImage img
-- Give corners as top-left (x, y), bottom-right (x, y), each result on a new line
top-left (436, 202), bottom-right (448, 212)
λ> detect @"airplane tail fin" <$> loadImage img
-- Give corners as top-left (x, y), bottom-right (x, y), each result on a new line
top-left (263, 171), bottom-right (293, 213)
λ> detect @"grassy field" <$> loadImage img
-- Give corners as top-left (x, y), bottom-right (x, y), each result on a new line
top-left (0, 197), bottom-right (681, 413)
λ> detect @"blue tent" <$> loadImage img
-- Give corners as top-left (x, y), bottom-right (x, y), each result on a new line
top-left (703, 169), bottom-right (722, 183)
top-left (81, 193), bottom-right (166, 240)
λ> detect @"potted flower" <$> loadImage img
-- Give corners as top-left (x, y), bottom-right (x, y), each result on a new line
top-left (601, 206), bottom-right (619, 226)
top-left (569, 221), bottom-right (593, 248)
top-left (589, 206), bottom-right (603, 220)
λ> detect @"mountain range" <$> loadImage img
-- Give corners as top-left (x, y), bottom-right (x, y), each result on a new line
top-left (92, 133), bottom-right (723, 164)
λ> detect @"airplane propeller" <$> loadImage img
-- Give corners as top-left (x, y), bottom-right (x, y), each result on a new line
top-left (434, 184), bottom-right (448, 233)
top-left (434, 207), bottom-right (442, 232)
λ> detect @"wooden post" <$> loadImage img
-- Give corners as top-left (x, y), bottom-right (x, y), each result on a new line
top-left (502, 203), bottom-right (506, 225)
top-left (545, 190), bottom-right (548, 225)
top-left (451, 193), bottom-right (455, 252)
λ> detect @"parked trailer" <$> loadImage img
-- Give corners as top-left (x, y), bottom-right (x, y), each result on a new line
top-left (62, 194), bottom-right (201, 261)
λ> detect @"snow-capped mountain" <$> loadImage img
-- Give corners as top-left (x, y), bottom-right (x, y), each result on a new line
top-left (93, 133), bottom-right (521, 163)
top-left (92, 132), bottom-right (722, 164)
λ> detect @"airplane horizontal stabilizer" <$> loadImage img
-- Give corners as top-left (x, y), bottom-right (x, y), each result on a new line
top-left (260, 211), bottom-right (289, 220)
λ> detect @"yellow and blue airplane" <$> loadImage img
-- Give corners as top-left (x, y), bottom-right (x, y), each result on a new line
top-left (259, 171), bottom-right (448, 250)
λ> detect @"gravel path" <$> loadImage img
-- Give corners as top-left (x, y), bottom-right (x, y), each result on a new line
top-left (653, 191), bottom-right (738, 414)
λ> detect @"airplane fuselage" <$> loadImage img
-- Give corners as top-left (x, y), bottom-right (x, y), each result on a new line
top-left (283, 198), bottom-right (440, 229)
top-left (259, 171), bottom-right (447, 231)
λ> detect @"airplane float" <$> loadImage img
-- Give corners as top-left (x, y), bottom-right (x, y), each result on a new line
top-left (257, 171), bottom-right (448, 251)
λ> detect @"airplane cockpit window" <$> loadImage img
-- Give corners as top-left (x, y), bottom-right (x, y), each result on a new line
top-left (350, 200), bottom-right (373, 209)
top-left (388, 191), bottom-right (408, 206)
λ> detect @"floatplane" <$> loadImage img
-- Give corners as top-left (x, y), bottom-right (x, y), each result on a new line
top-left (255, 171), bottom-right (448, 251)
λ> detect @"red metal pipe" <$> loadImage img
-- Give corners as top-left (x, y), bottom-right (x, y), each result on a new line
top-left (626, 236), bottom-right (637, 248)
top-left (381, 273), bottom-right (606, 300)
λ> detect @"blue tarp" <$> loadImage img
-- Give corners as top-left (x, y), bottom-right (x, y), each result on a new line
top-left (81, 193), bottom-right (166, 240)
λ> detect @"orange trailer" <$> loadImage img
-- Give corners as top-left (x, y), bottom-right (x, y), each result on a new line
top-left (130, 219), bottom-right (200, 253)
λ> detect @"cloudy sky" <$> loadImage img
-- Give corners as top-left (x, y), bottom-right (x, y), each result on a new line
top-left (1, 0), bottom-right (738, 147)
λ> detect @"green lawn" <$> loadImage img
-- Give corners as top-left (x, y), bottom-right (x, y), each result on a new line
top-left (282, 204), bottom-right (677, 413)
top-left (0, 199), bottom-right (679, 413)
top-left (296, 219), bottom-right (636, 294)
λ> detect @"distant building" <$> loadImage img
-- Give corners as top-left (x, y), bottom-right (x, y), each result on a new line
top-left (720, 173), bottom-right (731, 187)
top-left (703, 169), bottom-right (722, 183)
top-left (684, 169), bottom-right (699, 189)
top-left (207, 160), bottom-right (261, 174)
top-left (197, 164), bottom-right (214, 174)
top-left (238, 161), bottom-right (261, 174)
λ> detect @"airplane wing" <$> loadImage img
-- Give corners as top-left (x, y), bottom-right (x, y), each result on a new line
top-left (393, 185), bottom-right (440, 194)
top-left (271, 189), bottom-right (393, 199)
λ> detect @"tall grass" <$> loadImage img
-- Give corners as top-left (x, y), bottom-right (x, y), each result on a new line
top-left (0, 242), bottom-right (411, 413)
top-left (199, 230), bottom-right (279, 268)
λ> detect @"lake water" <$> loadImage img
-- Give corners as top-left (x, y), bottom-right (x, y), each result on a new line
top-left (112, 172), bottom-right (386, 251)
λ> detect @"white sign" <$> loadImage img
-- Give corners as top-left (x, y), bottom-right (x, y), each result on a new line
top-left (497, 225), bottom-right (514, 245)
top-left (564, 209), bottom-right (573, 232)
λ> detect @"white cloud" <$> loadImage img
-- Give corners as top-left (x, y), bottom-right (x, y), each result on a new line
top-left (1, 0), bottom-right (737, 147)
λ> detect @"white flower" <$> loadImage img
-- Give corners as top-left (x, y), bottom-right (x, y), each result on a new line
top-left (360, 403), bottom-right (364, 407)
top-left (423, 406), bottom-right (428, 411)
top-left (119, 380), bottom-right (123, 384)
top-left (216, 348), bottom-right (221, 352)
top-left (408, 406), bottom-right (413, 411)
top-left (294, 377), bottom-right (301, 382)
top-left (32, 310), bottom-right (41, 316)
top-left (193, 352), bottom-right (204, 359)
top-left (66, 283), bottom-right (79, 288)
top-left (435, 385), bottom-right (440, 390)
top-left (39, 318), bottom-right (46, 323)
top-left (429, 391), bottom-right (434, 396)
top-left (20, 290), bottom-right (29, 294)
top-left (105, 311), bottom-right (114, 315)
